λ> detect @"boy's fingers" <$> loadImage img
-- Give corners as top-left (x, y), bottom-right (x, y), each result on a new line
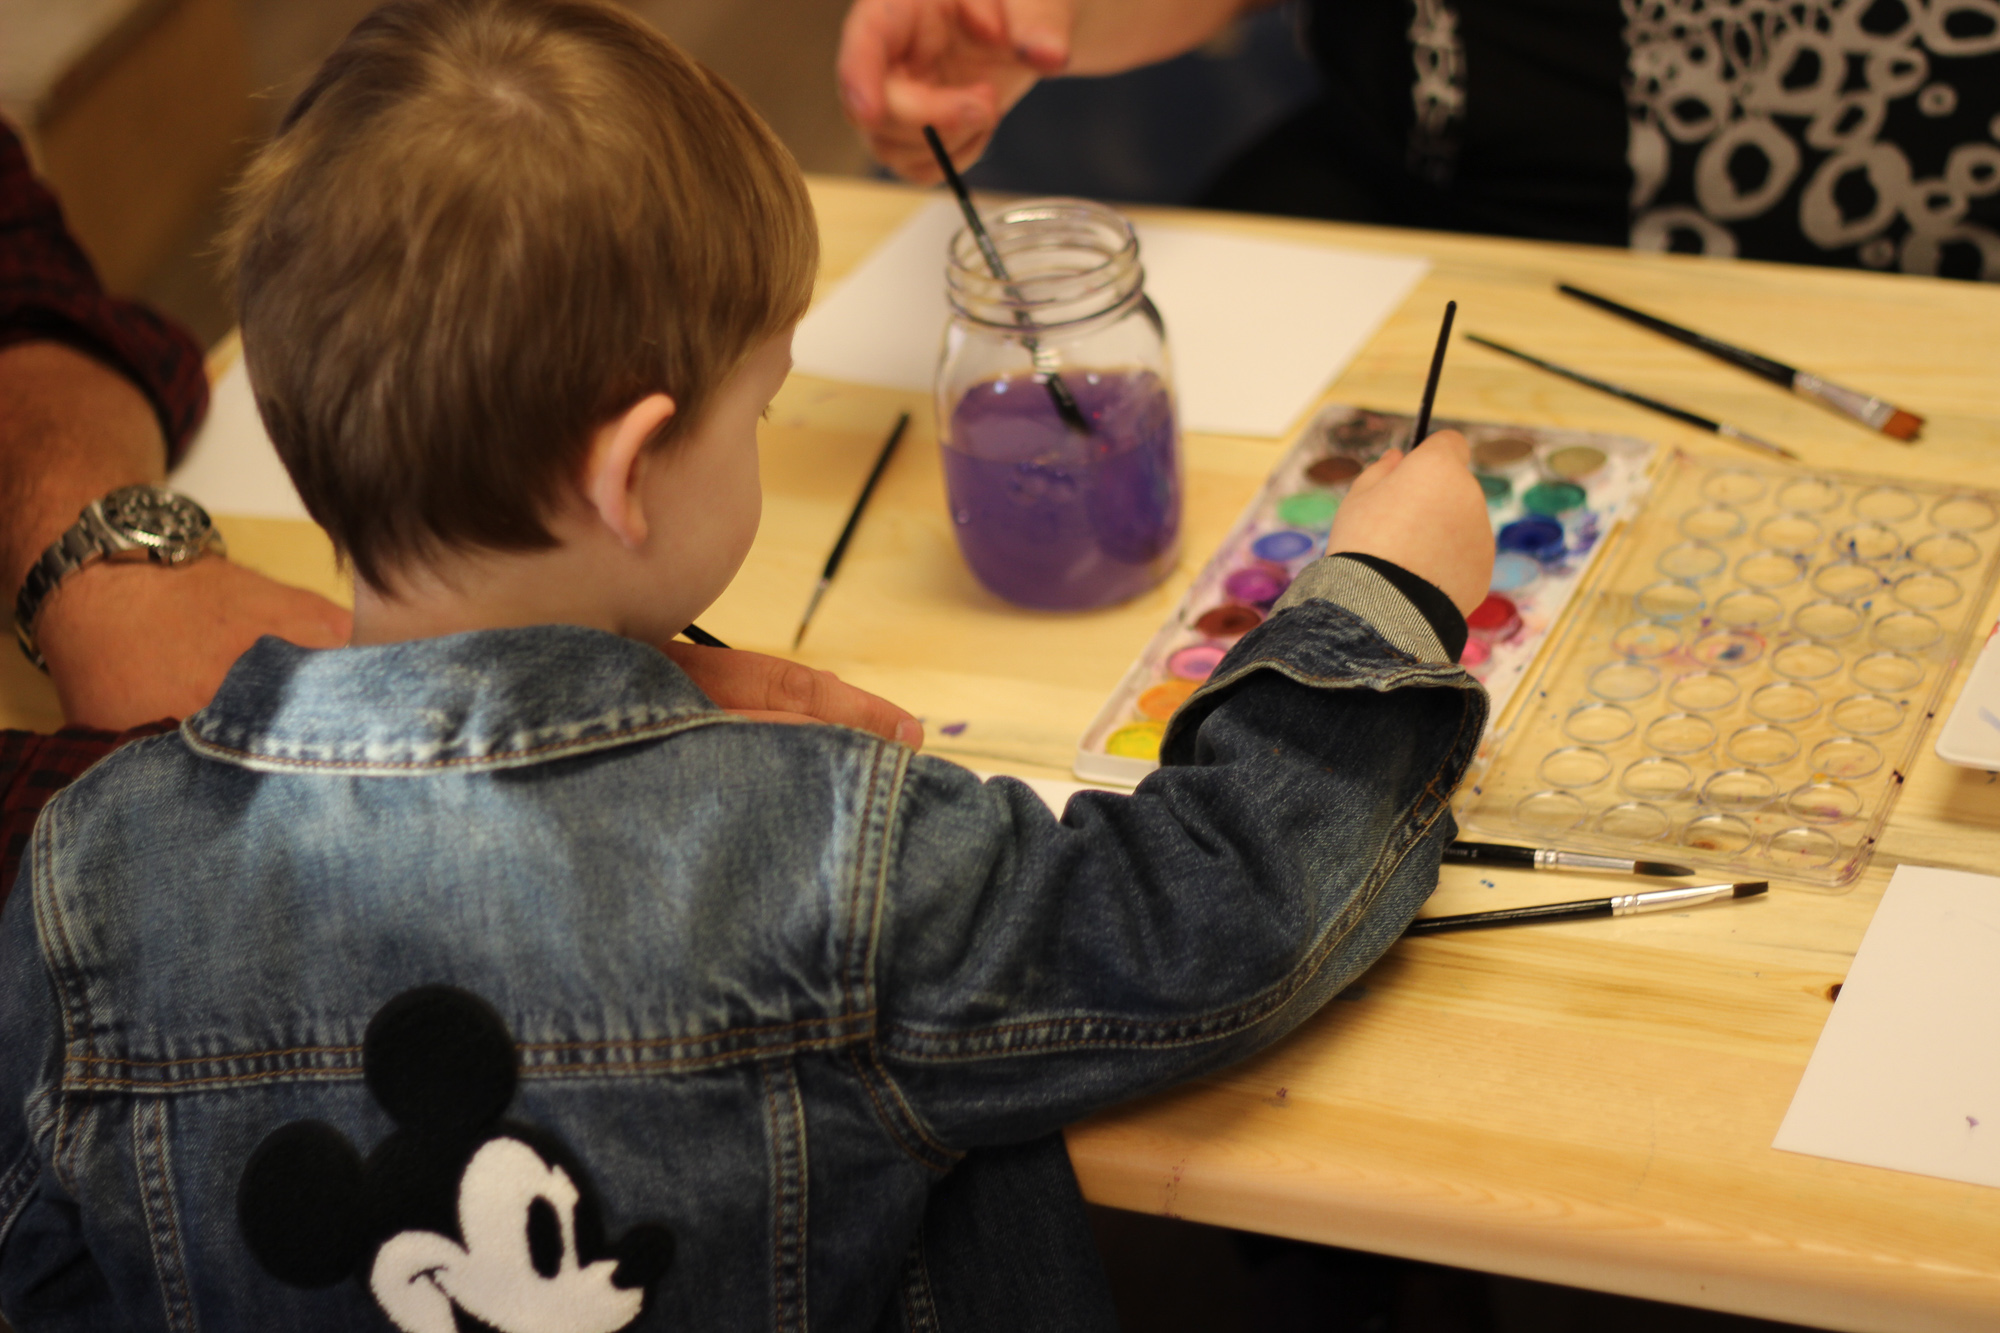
top-left (1413, 428), bottom-right (1470, 467)
top-left (1342, 447), bottom-right (1402, 501)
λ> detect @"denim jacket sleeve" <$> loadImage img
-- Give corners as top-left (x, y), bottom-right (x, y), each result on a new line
top-left (871, 558), bottom-right (1488, 1149)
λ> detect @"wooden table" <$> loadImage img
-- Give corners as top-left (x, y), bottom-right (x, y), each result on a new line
top-left (12, 176), bottom-right (2000, 1331)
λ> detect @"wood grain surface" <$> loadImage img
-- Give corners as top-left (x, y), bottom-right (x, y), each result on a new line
top-left (10, 175), bottom-right (1996, 1331)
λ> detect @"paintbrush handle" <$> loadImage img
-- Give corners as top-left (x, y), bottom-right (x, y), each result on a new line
top-left (1557, 284), bottom-right (1795, 386)
top-left (1442, 841), bottom-right (1537, 868)
top-left (1411, 301), bottom-right (1456, 445)
top-left (1464, 334), bottom-right (1720, 431)
top-left (923, 127), bottom-right (1091, 435)
top-left (1409, 899), bottom-right (1615, 933)
top-left (821, 412), bottom-right (910, 581)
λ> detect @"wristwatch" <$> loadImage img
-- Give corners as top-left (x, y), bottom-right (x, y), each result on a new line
top-left (13, 485), bottom-right (225, 671)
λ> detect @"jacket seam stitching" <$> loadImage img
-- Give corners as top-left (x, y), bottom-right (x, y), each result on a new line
top-left (0, 1149), bottom-right (36, 1251)
top-left (135, 1100), bottom-right (195, 1332)
top-left (857, 748), bottom-right (963, 1167)
top-left (844, 1047), bottom-right (956, 1173)
top-left (840, 742), bottom-right (885, 1017)
top-left (863, 1044), bottom-right (955, 1165)
top-left (179, 710), bottom-right (736, 772)
top-left (33, 810), bottom-right (89, 1193)
top-left (66, 1014), bottom-right (877, 1073)
top-left (65, 1029), bottom-right (881, 1090)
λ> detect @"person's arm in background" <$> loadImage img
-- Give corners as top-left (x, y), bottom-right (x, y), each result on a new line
top-left (0, 120), bottom-right (352, 730)
top-left (838, 0), bottom-right (1276, 180)
top-left (0, 341), bottom-right (353, 729)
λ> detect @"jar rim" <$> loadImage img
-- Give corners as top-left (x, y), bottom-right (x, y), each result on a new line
top-left (945, 197), bottom-right (1139, 286)
top-left (945, 197), bottom-right (1144, 331)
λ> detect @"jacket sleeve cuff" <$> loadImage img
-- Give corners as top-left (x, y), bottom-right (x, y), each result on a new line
top-left (1270, 553), bottom-right (1468, 664)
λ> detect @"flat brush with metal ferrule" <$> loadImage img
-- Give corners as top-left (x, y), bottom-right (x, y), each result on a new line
top-left (1444, 840), bottom-right (1694, 878)
top-left (1409, 881), bottom-right (1769, 934)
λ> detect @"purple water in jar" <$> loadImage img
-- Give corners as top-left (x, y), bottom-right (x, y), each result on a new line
top-left (943, 368), bottom-right (1181, 609)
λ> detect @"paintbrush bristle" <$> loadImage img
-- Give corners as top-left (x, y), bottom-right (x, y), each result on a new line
top-left (1733, 881), bottom-right (1770, 898)
top-left (1882, 409), bottom-right (1923, 442)
top-left (1633, 860), bottom-right (1695, 878)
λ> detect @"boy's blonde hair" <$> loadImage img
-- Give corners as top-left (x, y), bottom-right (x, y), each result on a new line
top-left (225, 0), bottom-right (817, 589)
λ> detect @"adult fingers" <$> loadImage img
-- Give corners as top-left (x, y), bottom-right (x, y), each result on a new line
top-left (837, 0), bottom-right (916, 126)
top-left (658, 641), bottom-right (925, 748)
top-left (999, 0), bottom-right (1076, 69)
top-left (867, 92), bottom-right (995, 180)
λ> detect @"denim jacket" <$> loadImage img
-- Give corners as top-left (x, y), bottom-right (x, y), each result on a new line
top-left (0, 557), bottom-right (1485, 1333)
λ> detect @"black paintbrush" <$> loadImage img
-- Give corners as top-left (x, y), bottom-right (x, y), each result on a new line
top-left (922, 126), bottom-right (1092, 435)
top-left (1409, 881), bottom-right (1767, 934)
top-left (1465, 332), bottom-right (1799, 461)
top-left (682, 623), bottom-right (727, 648)
top-left (1557, 283), bottom-right (1923, 442)
top-left (1445, 840), bottom-right (1692, 878)
top-left (1410, 300), bottom-right (1456, 446)
top-left (794, 411), bottom-right (911, 649)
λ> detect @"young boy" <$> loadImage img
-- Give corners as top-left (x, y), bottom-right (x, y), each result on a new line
top-left (0, 1), bottom-right (1491, 1329)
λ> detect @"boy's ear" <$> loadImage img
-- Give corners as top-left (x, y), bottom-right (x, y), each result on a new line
top-left (583, 393), bottom-right (677, 548)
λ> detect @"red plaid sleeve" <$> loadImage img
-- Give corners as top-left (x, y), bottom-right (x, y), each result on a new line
top-left (0, 720), bottom-right (175, 915)
top-left (0, 122), bottom-right (209, 465)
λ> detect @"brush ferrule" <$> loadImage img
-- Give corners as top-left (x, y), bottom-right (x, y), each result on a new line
top-left (1545, 851), bottom-right (1633, 873)
top-left (1793, 372), bottom-right (1893, 432)
top-left (1716, 424), bottom-right (1797, 460)
top-left (1611, 883), bottom-right (1737, 916)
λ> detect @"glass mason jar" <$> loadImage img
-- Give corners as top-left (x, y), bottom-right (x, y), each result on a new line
top-left (936, 199), bottom-right (1182, 610)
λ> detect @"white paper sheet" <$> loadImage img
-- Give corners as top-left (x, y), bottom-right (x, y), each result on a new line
top-left (1935, 622), bottom-right (2000, 772)
top-left (794, 199), bottom-right (1430, 439)
top-left (1774, 865), bottom-right (2000, 1187)
top-left (169, 354), bottom-right (313, 522)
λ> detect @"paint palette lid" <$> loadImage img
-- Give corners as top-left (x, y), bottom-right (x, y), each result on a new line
top-left (1460, 451), bottom-right (2000, 889)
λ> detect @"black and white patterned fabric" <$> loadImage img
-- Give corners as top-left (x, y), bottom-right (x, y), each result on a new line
top-left (1293, 0), bottom-right (2000, 279)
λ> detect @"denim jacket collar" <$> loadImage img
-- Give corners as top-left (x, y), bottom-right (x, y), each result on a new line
top-left (182, 627), bottom-right (731, 776)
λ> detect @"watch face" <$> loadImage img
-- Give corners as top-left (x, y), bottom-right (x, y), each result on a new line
top-left (100, 485), bottom-right (214, 551)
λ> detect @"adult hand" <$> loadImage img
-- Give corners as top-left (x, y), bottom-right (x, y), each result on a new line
top-left (1325, 430), bottom-right (1494, 616)
top-left (659, 639), bottom-right (925, 749)
top-left (838, 0), bottom-right (1075, 182)
top-left (37, 555), bottom-right (352, 730)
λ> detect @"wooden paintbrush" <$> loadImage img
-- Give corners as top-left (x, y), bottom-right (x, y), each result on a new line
top-left (1557, 284), bottom-right (1923, 442)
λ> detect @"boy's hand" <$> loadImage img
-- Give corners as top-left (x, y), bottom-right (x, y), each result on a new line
top-left (1325, 430), bottom-right (1493, 616)
top-left (658, 640), bottom-right (925, 749)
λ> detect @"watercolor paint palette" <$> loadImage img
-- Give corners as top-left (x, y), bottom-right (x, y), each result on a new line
top-left (1458, 453), bottom-right (2000, 888)
top-left (1074, 404), bottom-right (1658, 786)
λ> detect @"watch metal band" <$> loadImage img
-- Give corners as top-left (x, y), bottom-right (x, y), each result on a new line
top-left (12, 487), bottom-right (224, 672)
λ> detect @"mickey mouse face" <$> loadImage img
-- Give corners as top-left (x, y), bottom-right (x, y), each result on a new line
top-left (239, 986), bottom-right (673, 1333)
top-left (372, 1138), bottom-right (648, 1333)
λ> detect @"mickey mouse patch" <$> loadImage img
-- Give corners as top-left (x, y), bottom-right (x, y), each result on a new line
top-left (238, 985), bottom-right (674, 1332)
